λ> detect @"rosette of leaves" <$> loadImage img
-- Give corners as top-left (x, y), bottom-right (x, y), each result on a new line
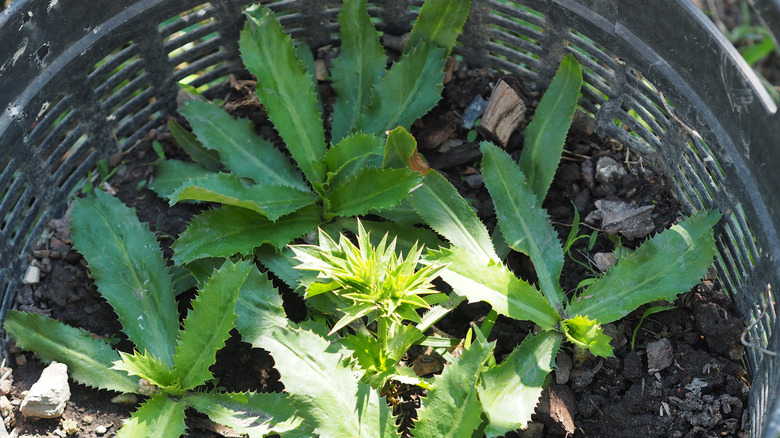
top-left (289, 220), bottom-right (449, 387)
top-left (393, 54), bottom-right (722, 435)
top-left (150, 0), bottom-right (470, 288)
top-left (4, 191), bottom-right (308, 438)
top-left (231, 239), bottom-right (558, 438)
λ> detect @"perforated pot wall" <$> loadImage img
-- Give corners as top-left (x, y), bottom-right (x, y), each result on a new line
top-left (1, 0), bottom-right (779, 435)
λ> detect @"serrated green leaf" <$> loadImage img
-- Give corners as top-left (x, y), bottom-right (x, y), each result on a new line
top-left (481, 143), bottom-right (566, 311)
top-left (149, 159), bottom-right (215, 201)
top-left (256, 245), bottom-right (305, 290)
top-left (173, 260), bottom-right (251, 390)
top-left (179, 258), bottom-right (225, 288)
top-left (409, 171), bottom-right (498, 264)
top-left (167, 118), bottom-right (221, 172)
top-left (296, 43), bottom-right (325, 113)
top-left (518, 53), bottom-right (582, 200)
top-left (172, 205), bottom-right (322, 264)
top-left (234, 267), bottom-right (295, 345)
top-left (325, 133), bottom-right (384, 189)
top-left (4, 311), bottom-right (138, 393)
top-left (187, 391), bottom-right (311, 438)
top-left (568, 210), bottom-right (721, 323)
top-left (562, 315), bottom-right (613, 358)
top-left (357, 43), bottom-right (446, 136)
top-left (327, 167), bottom-right (421, 217)
top-left (382, 126), bottom-right (418, 169)
top-left (255, 328), bottom-right (399, 438)
top-left (179, 100), bottom-right (308, 191)
top-left (369, 198), bottom-right (423, 224)
top-left (427, 247), bottom-right (561, 330)
top-left (240, 6), bottom-right (327, 187)
top-left (412, 336), bottom-right (494, 438)
top-left (71, 190), bottom-right (178, 366)
top-left (405, 0), bottom-right (470, 55)
top-left (117, 393), bottom-right (186, 438)
top-left (330, 302), bottom-right (376, 334)
top-left (170, 173), bottom-right (316, 221)
top-left (386, 323), bottom-right (424, 362)
top-left (113, 350), bottom-right (177, 391)
top-left (340, 331), bottom-right (385, 373)
top-left (330, 0), bottom-right (387, 143)
top-left (479, 331), bottom-right (561, 437)
top-left (325, 132), bottom-right (384, 174)
top-left (339, 218), bottom-right (443, 255)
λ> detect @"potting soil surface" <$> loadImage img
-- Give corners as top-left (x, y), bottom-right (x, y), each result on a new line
top-left (5, 51), bottom-right (751, 438)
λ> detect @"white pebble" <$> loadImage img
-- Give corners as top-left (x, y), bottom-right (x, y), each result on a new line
top-left (22, 266), bottom-right (40, 285)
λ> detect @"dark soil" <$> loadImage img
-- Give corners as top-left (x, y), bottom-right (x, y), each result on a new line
top-left (6, 35), bottom-right (751, 438)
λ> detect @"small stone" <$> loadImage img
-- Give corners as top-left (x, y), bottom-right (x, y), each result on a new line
top-left (593, 252), bottom-right (617, 272)
top-left (438, 138), bottom-right (463, 154)
top-left (603, 323), bottom-right (627, 348)
top-left (62, 418), bottom-right (79, 435)
top-left (0, 381), bottom-right (11, 398)
top-left (0, 396), bottom-right (12, 418)
top-left (15, 354), bottom-right (27, 367)
top-left (462, 94), bottom-right (487, 129)
top-left (464, 174), bottom-right (483, 189)
top-left (20, 361), bottom-right (70, 419)
top-left (595, 156), bottom-right (627, 183)
top-left (581, 159), bottom-right (595, 189)
top-left (646, 338), bottom-right (674, 373)
top-left (82, 415), bottom-right (93, 425)
top-left (95, 425), bottom-right (108, 435)
top-left (586, 199), bottom-right (655, 240)
top-left (22, 266), bottom-right (40, 285)
top-left (555, 351), bottom-right (573, 384)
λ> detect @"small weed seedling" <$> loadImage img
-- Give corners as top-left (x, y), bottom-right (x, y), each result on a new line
top-left (150, 0), bottom-right (469, 290)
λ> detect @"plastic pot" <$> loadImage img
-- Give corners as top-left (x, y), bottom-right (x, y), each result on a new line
top-left (1, 0), bottom-right (778, 435)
